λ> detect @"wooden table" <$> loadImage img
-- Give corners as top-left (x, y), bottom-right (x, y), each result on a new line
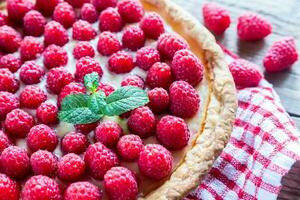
top-left (173, 0), bottom-right (300, 130)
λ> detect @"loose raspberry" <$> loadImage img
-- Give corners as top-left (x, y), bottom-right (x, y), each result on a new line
top-left (58, 82), bottom-right (86, 107)
top-left (0, 173), bottom-right (20, 200)
top-left (64, 182), bottom-right (102, 200)
top-left (84, 142), bottom-right (119, 179)
top-left (35, 0), bottom-right (59, 16)
top-left (75, 56), bottom-right (103, 82)
top-left (104, 167), bottom-right (138, 200)
top-left (147, 87), bottom-right (169, 114)
top-left (97, 82), bottom-right (115, 96)
top-left (53, 2), bottom-right (76, 28)
top-left (92, 0), bottom-right (117, 11)
top-left (121, 75), bottom-right (144, 88)
top-left (72, 20), bottom-right (97, 41)
top-left (0, 25), bottom-right (22, 53)
top-left (140, 12), bottom-right (165, 39)
top-left (74, 122), bottom-right (97, 135)
top-left (27, 124), bottom-right (58, 152)
top-left (122, 26), bottom-right (145, 51)
top-left (0, 146), bottom-right (30, 179)
top-left (73, 41), bottom-right (95, 59)
top-left (65, 0), bottom-right (89, 8)
top-left (21, 175), bottom-right (62, 200)
top-left (36, 102), bottom-right (58, 125)
top-left (30, 150), bottom-right (58, 176)
top-left (0, 91), bottom-right (19, 119)
top-left (117, 134), bottom-right (143, 161)
top-left (117, 0), bottom-right (144, 23)
top-left (20, 36), bottom-right (44, 61)
top-left (81, 3), bottom-right (98, 23)
top-left (23, 10), bottom-right (46, 37)
top-left (97, 31), bottom-right (121, 56)
top-left (138, 144), bottom-right (173, 180)
top-left (61, 132), bottom-right (88, 154)
top-left (44, 21), bottom-right (69, 47)
top-left (0, 54), bottom-right (21, 73)
top-left (7, 0), bottom-right (34, 22)
top-left (169, 81), bottom-right (200, 118)
top-left (20, 86), bottom-right (47, 109)
top-left (136, 47), bottom-right (161, 71)
top-left (146, 62), bottom-right (173, 89)
top-left (0, 13), bottom-right (8, 27)
top-left (4, 109), bottom-right (34, 138)
top-left (46, 67), bottom-right (74, 94)
top-left (263, 37), bottom-right (298, 72)
top-left (0, 68), bottom-right (20, 93)
top-left (108, 51), bottom-right (134, 74)
top-left (58, 153), bottom-right (85, 181)
top-left (20, 61), bottom-right (45, 85)
top-left (99, 7), bottom-right (123, 32)
top-left (0, 131), bottom-right (12, 153)
top-left (43, 44), bottom-right (68, 69)
top-left (237, 12), bottom-right (272, 41)
top-left (95, 121), bottom-right (123, 147)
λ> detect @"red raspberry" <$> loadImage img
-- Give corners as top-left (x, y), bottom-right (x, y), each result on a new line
top-left (138, 144), bottom-right (173, 180)
top-left (0, 131), bottom-right (12, 153)
top-left (4, 109), bottom-right (34, 138)
top-left (121, 75), bottom-right (144, 88)
top-left (20, 86), bottom-right (47, 109)
top-left (23, 10), bottom-right (46, 37)
top-left (0, 91), bottom-right (19, 119)
top-left (117, 0), bottom-right (144, 23)
top-left (92, 0), bottom-right (117, 11)
top-left (95, 121), bottom-right (123, 147)
top-left (35, 0), bottom-right (58, 16)
top-left (27, 124), bottom-right (58, 152)
top-left (122, 26), bottom-right (145, 51)
top-left (21, 175), bottom-right (62, 200)
top-left (64, 181), bottom-right (102, 200)
top-left (117, 134), bottom-right (143, 161)
top-left (74, 122), bottom-right (97, 135)
top-left (72, 20), bottom-right (97, 41)
top-left (97, 82), bottom-right (115, 96)
top-left (36, 102), bottom-right (58, 125)
top-left (127, 106), bottom-right (156, 138)
top-left (65, 0), bottom-right (89, 8)
top-left (58, 153), bottom-right (85, 181)
top-left (30, 150), bottom-right (58, 176)
top-left (169, 81), bottom-right (200, 118)
top-left (146, 62), bottom-right (173, 89)
top-left (81, 3), bottom-right (98, 23)
top-left (58, 82), bottom-right (86, 107)
top-left (136, 47), bottom-right (161, 71)
top-left (75, 56), bottom-right (103, 82)
top-left (61, 132), bottom-right (88, 154)
top-left (157, 33), bottom-right (189, 60)
top-left (108, 51), bottom-right (134, 74)
top-left (0, 173), bottom-right (20, 200)
top-left (20, 61), bottom-right (45, 85)
top-left (0, 25), bottom-right (22, 53)
top-left (263, 37), bottom-right (298, 73)
top-left (99, 7), bottom-right (123, 32)
top-left (140, 12), bottom-right (165, 39)
top-left (44, 21), bottom-right (69, 47)
top-left (53, 2), bottom-right (76, 28)
top-left (7, 0), bottom-right (34, 22)
top-left (147, 87), bottom-right (169, 114)
top-left (44, 44), bottom-right (68, 69)
top-left (0, 13), bottom-right (8, 27)
top-left (0, 68), bottom-right (20, 93)
top-left (0, 54), bottom-right (21, 73)
top-left (172, 49), bottom-right (204, 86)
top-left (237, 12), bottom-right (272, 41)
top-left (84, 142), bottom-right (119, 179)
top-left (0, 146), bottom-right (30, 179)
top-left (20, 36), bottom-right (44, 61)
top-left (97, 31), bottom-right (121, 56)
top-left (73, 41), bottom-right (95, 60)
top-left (104, 167), bottom-right (138, 200)
top-left (46, 67), bottom-right (74, 94)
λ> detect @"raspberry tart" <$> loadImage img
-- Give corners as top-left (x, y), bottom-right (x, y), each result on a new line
top-left (0, 0), bottom-right (237, 199)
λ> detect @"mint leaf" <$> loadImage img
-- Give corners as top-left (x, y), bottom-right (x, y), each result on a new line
top-left (84, 72), bottom-right (99, 93)
top-left (103, 86), bottom-right (149, 116)
top-left (61, 94), bottom-right (89, 111)
top-left (88, 90), bottom-right (106, 114)
top-left (59, 107), bottom-right (102, 124)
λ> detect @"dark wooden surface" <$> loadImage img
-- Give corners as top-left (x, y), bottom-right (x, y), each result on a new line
top-left (173, 0), bottom-right (300, 130)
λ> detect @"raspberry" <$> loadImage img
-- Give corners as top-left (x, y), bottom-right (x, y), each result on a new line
top-left (58, 153), bottom-right (85, 181)
top-left (169, 81), bottom-right (200, 118)
top-left (263, 37), bottom-right (298, 72)
top-left (0, 54), bottom-right (21, 73)
top-left (0, 25), bottom-right (22, 53)
top-left (4, 109), bottom-right (34, 138)
top-left (95, 121), bottom-right (123, 147)
top-left (146, 62), bottom-right (173, 89)
top-left (0, 91), bottom-right (19, 119)
top-left (30, 150), bottom-right (58, 176)
top-left (108, 51), bottom-right (134, 74)
top-left (46, 67), bottom-right (74, 94)
top-left (44, 21), bottom-right (69, 47)
top-left (21, 175), bottom-right (62, 200)
top-left (121, 75), bottom-right (144, 88)
top-left (237, 12), bottom-right (272, 41)
top-left (58, 82), bottom-right (86, 107)
top-left (20, 36), bottom-right (44, 61)
top-left (36, 102), bottom-right (58, 125)
top-left (0, 131), bottom-right (12, 153)
top-left (92, 0), bottom-right (117, 11)
top-left (0, 68), bottom-right (20, 93)
top-left (140, 12), bottom-right (165, 39)
top-left (72, 20), bottom-right (97, 41)
top-left (147, 87), bottom-right (169, 114)
top-left (171, 49), bottom-right (204, 86)
top-left (117, 134), bottom-right (143, 161)
top-left (122, 26), bottom-right (145, 51)
top-left (27, 124), bottom-right (58, 152)
top-left (73, 41), bottom-right (95, 59)
top-left (157, 33), bottom-right (189, 60)
top-left (23, 10), bottom-right (46, 37)
top-left (20, 61), bottom-right (45, 85)
top-left (81, 3), bottom-right (98, 23)
top-left (20, 86), bottom-right (47, 109)
top-left (99, 7), bottom-right (123, 32)
top-left (138, 144), bottom-right (173, 180)
top-left (64, 182), bottom-right (102, 200)
top-left (0, 146), bottom-right (30, 179)
top-left (65, 0), bottom-right (89, 8)
top-left (84, 142), bottom-right (119, 179)
top-left (53, 2), bottom-right (76, 28)
top-left (117, 0), bottom-right (144, 23)
top-left (0, 173), bottom-right (20, 200)
top-left (7, 0), bottom-right (34, 22)
top-left (136, 47), bottom-right (161, 71)
top-left (74, 122), bottom-right (97, 134)
top-left (127, 106), bottom-right (156, 138)
top-left (97, 31), bottom-right (121, 56)
top-left (104, 167), bottom-right (138, 200)
top-left (0, 13), bottom-right (8, 27)
top-left (43, 44), bottom-right (68, 69)
top-left (61, 132), bottom-right (88, 154)
top-left (35, 0), bottom-right (58, 16)
top-left (97, 82), bottom-right (115, 96)
top-left (229, 59), bottom-right (263, 88)
top-left (75, 56), bottom-right (103, 82)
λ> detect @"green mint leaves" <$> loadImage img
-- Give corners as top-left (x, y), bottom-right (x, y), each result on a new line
top-left (58, 73), bottom-right (149, 125)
